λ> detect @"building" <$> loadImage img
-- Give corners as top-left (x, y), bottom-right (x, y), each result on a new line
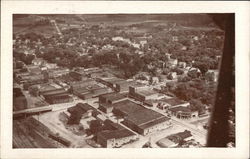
top-left (69, 71), bottom-right (86, 81)
top-left (43, 93), bottom-right (73, 104)
top-left (178, 62), bottom-right (187, 68)
top-left (112, 100), bottom-right (172, 135)
top-left (21, 74), bottom-right (46, 90)
top-left (167, 130), bottom-right (193, 144)
top-left (41, 87), bottom-right (68, 97)
top-left (70, 80), bottom-right (112, 100)
top-left (46, 68), bottom-right (70, 78)
top-left (129, 84), bottom-right (160, 102)
top-left (167, 72), bottom-right (177, 80)
top-left (114, 80), bottom-right (137, 93)
top-left (29, 83), bottom-right (62, 97)
top-left (99, 93), bottom-right (128, 113)
top-left (68, 103), bottom-right (95, 119)
top-left (96, 77), bottom-right (125, 90)
top-left (13, 88), bottom-right (27, 111)
top-left (157, 138), bottom-right (178, 148)
top-left (27, 65), bottom-right (42, 75)
top-left (169, 106), bottom-right (198, 119)
top-left (168, 58), bottom-right (178, 67)
top-left (96, 120), bottom-right (138, 148)
top-left (32, 58), bottom-right (45, 66)
top-left (70, 79), bottom-right (96, 92)
top-left (157, 97), bottom-right (189, 110)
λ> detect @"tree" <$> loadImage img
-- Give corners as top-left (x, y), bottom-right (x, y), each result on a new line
top-left (205, 72), bottom-right (215, 82)
top-left (171, 67), bottom-right (184, 75)
top-left (189, 99), bottom-right (205, 114)
top-left (187, 70), bottom-right (200, 79)
top-left (173, 83), bottom-right (192, 101)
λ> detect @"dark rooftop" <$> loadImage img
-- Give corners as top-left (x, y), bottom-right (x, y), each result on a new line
top-left (97, 129), bottom-right (135, 140)
top-left (161, 97), bottom-right (188, 106)
top-left (169, 106), bottom-right (191, 113)
top-left (113, 100), bottom-right (169, 128)
top-left (68, 103), bottom-right (95, 114)
top-left (100, 92), bottom-right (127, 102)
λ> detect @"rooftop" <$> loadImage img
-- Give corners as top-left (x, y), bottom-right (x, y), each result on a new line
top-left (113, 100), bottom-right (169, 128)
top-left (68, 103), bottom-right (95, 114)
top-left (97, 129), bottom-right (135, 140)
top-left (157, 138), bottom-right (176, 147)
top-left (161, 97), bottom-right (188, 106)
top-left (104, 77), bottom-right (125, 84)
top-left (100, 92), bottom-right (127, 102)
top-left (41, 88), bottom-right (67, 96)
top-left (169, 106), bottom-right (191, 113)
top-left (137, 89), bottom-right (158, 97)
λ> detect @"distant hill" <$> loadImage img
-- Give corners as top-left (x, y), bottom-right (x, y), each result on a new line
top-left (13, 14), bottom-right (220, 36)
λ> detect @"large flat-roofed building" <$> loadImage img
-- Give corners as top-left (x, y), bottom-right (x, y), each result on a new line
top-left (112, 100), bottom-right (172, 135)
top-left (98, 93), bottom-right (128, 113)
top-left (114, 80), bottom-right (137, 93)
top-left (70, 79), bottom-right (112, 100)
top-left (97, 120), bottom-right (138, 148)
top-left (129, 84), bottom-right (160, 102)
top-left (99, 92), bottom-right (128, 105)
top-left (70, 79), bottom-right (96, 92)
top-left (43, 93), bottom-right (73, 104)
top-left (46, 68), bottom-right (70, 78)
top-left (96, 77), bottom-right (125, 90)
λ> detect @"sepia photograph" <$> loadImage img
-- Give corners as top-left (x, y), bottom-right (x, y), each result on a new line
top-left (12, 13), bottom-right (234, 148)
top-left (1, 1), bottom-right (249, 159)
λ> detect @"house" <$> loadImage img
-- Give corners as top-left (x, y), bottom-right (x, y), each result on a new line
top-left (167, 72), bottom-right (177, 80)
top-left (165, 53), bottom-right (171, 60)
top-left (168, 58), bottom-right (178, 67)
top-left (43, 63), bottom-right (58, 69)
top-left (32, 58), bottom-right (45, 66)
top-left (151, 77), bottom-right (159, 85)
top-left (178, 62), bottom-right (187, 68)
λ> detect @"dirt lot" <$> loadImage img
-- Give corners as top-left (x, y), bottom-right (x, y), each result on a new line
top-left (35, 110), bottom-right (92, 148)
